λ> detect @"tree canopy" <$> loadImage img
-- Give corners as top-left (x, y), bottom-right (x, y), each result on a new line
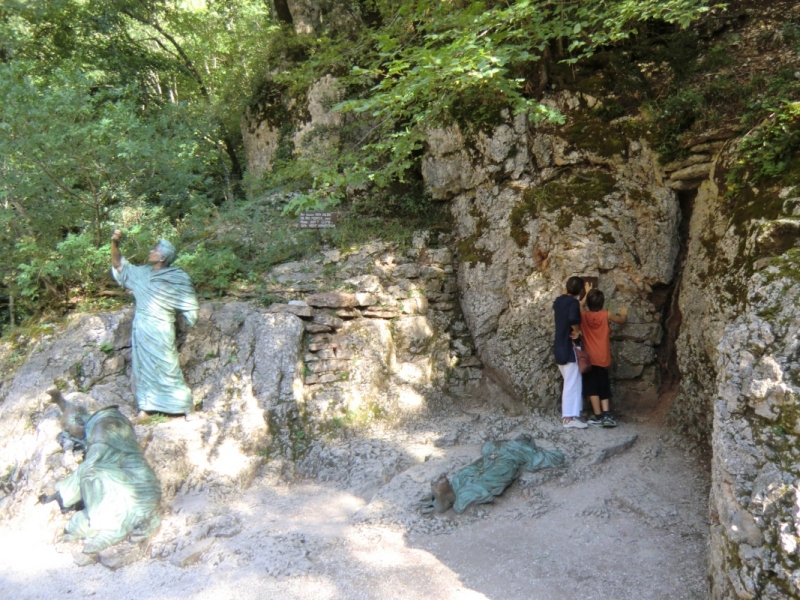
top-left (0, 0), bottom-right (720, 326)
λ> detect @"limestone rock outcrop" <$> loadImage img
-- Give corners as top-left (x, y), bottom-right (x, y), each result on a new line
top-left (671, 125), bottom-right (800, 596)
top-left (709, 265), bottom-right (800, 599)
top-left (423, 96), bottom-right (678, 410)
top-left (261, 231), bottom-right (481, 429)
top-left (241, 107), bottom-right (280, 179)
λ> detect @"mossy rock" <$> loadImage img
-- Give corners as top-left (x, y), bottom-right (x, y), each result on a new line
top-left (456, 207), bottom-right (494, 265)
top-left (509, 170), bottom-right (617, 247)
top-left (564, 113), bottom-right (628, 158)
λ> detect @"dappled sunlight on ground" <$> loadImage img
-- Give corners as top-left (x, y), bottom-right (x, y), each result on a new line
top-left (0, 400), bottom-right (709, 600)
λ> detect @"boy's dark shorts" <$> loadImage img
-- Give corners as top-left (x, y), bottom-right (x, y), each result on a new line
top-left (583, 366), bottom-right (611, 399)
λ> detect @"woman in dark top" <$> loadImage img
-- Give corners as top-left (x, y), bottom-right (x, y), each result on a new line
top-left (553, 276), bottom-right (587, 429)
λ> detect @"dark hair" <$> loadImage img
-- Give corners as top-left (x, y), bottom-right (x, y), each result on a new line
top-left (587, 289), bottom-right (605, 311)
top-left (566, 276), bottom-right (584, 296)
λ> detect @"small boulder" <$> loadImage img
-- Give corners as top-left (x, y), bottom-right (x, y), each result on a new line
top-left (306, 292), bottom-right (357, 308)
top-left (170, 539), bottom-right (215, 568)
top-left (355, 293), bottom-right (378, 306)
top-left (313, 314), bottom-right (345, 330)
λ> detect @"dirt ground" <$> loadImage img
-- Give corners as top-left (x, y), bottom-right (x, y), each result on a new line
top-left (0, 397), bottom-right (710, 600)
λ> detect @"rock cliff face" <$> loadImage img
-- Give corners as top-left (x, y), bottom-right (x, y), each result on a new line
top-left (422, 95), bottom-right (676, 412)
top-left (678, 142), bottom-right (800, 598)
top-left (710, 269), bottom-right (800, 599)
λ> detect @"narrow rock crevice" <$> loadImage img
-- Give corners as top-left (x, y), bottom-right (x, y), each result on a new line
top-left (651, 188), bottom-right (697, 415)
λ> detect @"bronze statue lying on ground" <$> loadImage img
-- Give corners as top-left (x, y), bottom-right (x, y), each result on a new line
top-left (422, 433), bottom-right (565, 514)
top-left (40, 390), bottom-right (162, 553)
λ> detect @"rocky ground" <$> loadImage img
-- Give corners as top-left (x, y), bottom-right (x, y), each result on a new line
top-left (0, 393), bottom-right (710, 600)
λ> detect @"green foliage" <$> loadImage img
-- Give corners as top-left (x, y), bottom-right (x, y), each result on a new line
top-left (176, 196), bottom-right (317, 286)
top-left (0, 0), bottom-right (718, 324)
top-left (650, 88), bottom-right (704, 158)
top-left (260, 0), bottom-right (714, 212)
top-left (174, 243), bottom-right (242, 296)
top-left (726, 102), bottom-right (800, 195)
top-left (142, 414), bottom-right (168, 425)
top-left (0, 63), bottom-right (212, 313)
top-left (649, 24), bottom-right (800, 163)
top-left (0, 0), bottom-right (277, 320)
top-left (779, 22), bottom-right (800, 49)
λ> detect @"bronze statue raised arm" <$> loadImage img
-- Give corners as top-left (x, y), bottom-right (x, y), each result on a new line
top-left (110, 230), bottom-right (199, 417)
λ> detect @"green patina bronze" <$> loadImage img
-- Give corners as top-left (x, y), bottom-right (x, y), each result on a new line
top-left (423, 434), bottom-right (565, 514)
top-left (46, 394), bottom-right (162, 553)
top-left (112, 252), bottom-right (199, 415)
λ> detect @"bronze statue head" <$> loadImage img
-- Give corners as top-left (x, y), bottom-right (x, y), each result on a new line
top-left (47, 389), bottom-right (90, 441)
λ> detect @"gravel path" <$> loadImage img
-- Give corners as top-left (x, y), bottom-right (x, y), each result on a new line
top-left (0, 402), bottom-right (710, 600)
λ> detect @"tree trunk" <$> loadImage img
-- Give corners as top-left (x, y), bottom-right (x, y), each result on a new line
top-left (273, 0), bottom-right (294, 25)
top-left (536, 46), bottom-right (551, 99)
top-left (222, 135), bottom-right (244, 181)
top-left (286, 0), bottom-right (321, 36)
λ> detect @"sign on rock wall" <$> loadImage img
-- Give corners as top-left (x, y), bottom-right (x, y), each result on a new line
top-left (298, 212), bottom-right (337, 229)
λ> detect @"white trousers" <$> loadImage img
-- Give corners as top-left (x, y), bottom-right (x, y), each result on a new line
top-left (557, 361), bottom-right (582, 418)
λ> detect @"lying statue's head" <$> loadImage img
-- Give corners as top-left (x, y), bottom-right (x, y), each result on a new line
top-left (47, 389), bottom-right (90, 441)
top-left (431, 473), bottom-right (455, 514)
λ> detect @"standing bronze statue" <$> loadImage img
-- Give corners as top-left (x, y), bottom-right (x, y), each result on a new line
top-left (40, 391), bottom-right (162, 553)
top-left (110, 230), bottom-right (199, 417)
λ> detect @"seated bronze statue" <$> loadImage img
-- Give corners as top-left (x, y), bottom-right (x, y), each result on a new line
top-left (40, 390), bottom-right (162, 553)
top-left (422, 433), bottom-right (565, 514)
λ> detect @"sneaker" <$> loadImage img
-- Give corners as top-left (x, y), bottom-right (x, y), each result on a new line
top-left (563, 418), bottom-right (588, 429)
top-left (587, 414), bottom-right (604, 426)
top-left (602, 415), bottom-right (617, 428)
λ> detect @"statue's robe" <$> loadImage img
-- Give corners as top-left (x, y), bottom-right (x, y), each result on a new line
top-left (450, 434), bottom-right (565, 513)
top-left (54, 407), bottom-right (161, 553)
top-left (112, 257), bottom-right (199, 414)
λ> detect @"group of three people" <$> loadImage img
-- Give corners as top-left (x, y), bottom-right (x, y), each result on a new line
top-left (553, 276), bottom-right (628, 429)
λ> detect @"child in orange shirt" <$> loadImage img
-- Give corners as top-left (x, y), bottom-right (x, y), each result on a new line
top-left (580, 285), bottom-right (627, 427)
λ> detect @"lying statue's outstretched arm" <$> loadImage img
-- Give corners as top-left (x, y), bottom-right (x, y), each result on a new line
top-left (38, 489), bottom-right (83, 514)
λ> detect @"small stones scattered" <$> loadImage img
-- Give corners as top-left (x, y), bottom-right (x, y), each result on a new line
top-left (590, 434), bottom-right (639, 465)
top-left (73, 551), bottom-right (99, 567)
top-left (268, 303), bottom-right (314, 318)
top-left (433, 431), bottom-right (459, 447)
top-left (97, 543), bottom-right (145, 570)
top-left (169, 538), bottom-right (215, 568)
